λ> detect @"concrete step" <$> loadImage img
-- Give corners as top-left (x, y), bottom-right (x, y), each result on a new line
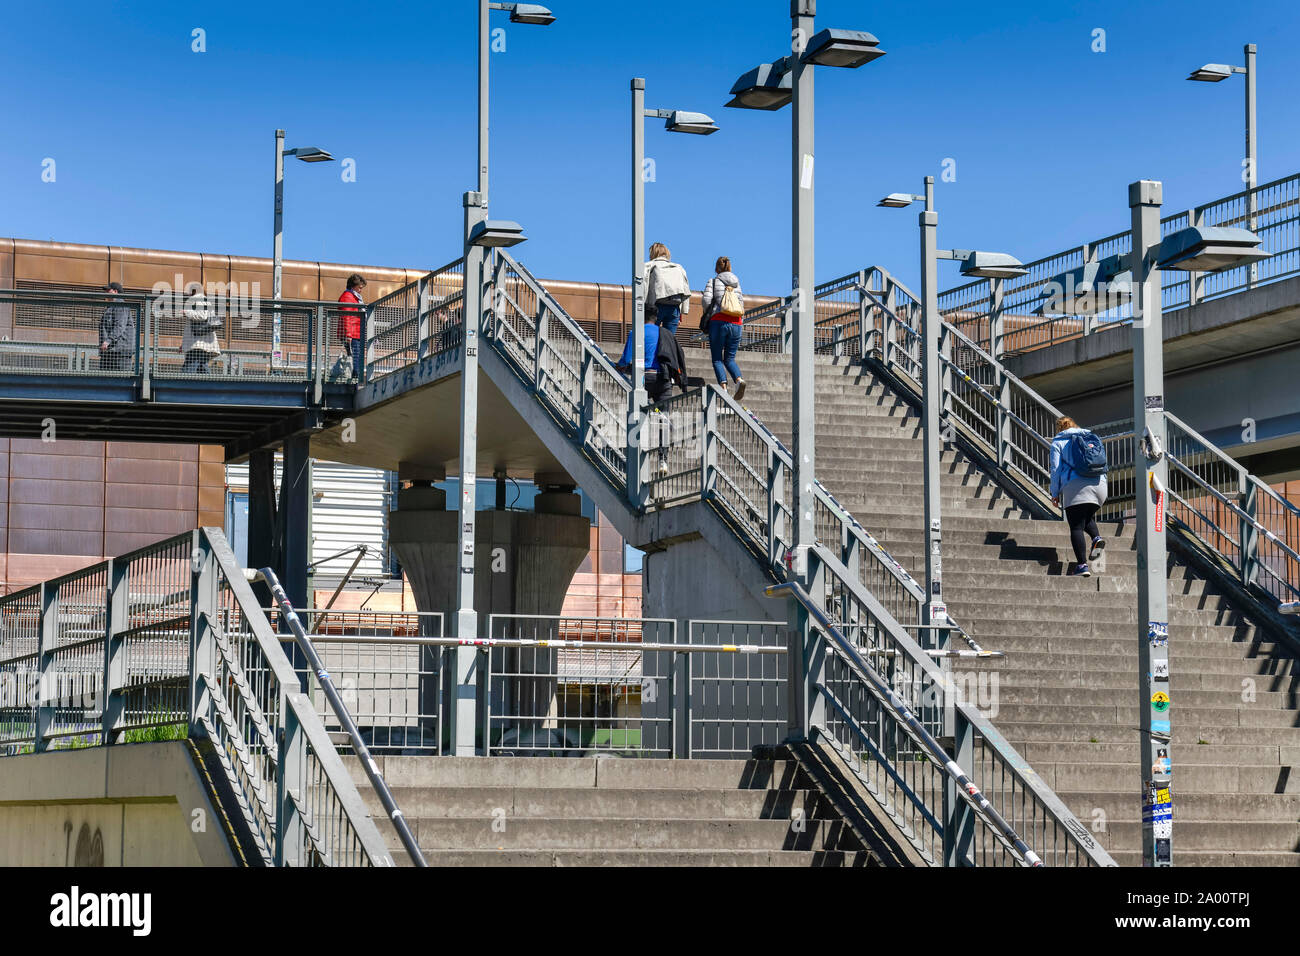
top-left (978, 702), bottom-right (1299, 728)
top-left (989, 685), bottom-right (1294, 709)
top-left (1017, 740), bottom-right (1298, 766)
top-left (1063, 789), bottom-right (1300, 820)
top-left (997, 722), bottom-right (1300, 746)
top-left (1098, 820), bottom-right (1300, 852)
top-left (982, 667), bottom-right (1289, 694)
top-left (1105, 849), bottom-right (1300, 866)
top-left (403, 848), bottom-right (873, 867)
top-left (1033, 761), bottom-right (1300, 793)
top-left (399, 817), bottom-right (864, 851)
top-left (964, 651), bottom-right (1294, 676)
top-left (361, 785), bottom-right (835, 820)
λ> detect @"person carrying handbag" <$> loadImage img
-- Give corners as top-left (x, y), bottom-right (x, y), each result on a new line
top-left (180, 289), bottom-right (222, 374)
top-left (701, 256), bottom-right (746, 400)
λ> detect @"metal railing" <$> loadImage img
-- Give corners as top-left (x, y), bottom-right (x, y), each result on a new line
top-left (364, 257), bottom-right (466, 382)
top-left (936, 172), bottom-right (1300, 359)
top-left (483, 615), bottom-right (788, 758)
top-left (771, 563), bottom-right (1114, 867)
top-left (0, 528), bottom-right (394, 867)
top-left (0, 288), bottom-right (357, 393)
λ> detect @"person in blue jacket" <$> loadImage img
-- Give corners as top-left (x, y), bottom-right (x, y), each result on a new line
top-left (1050, 415), bottom-right (1108, 577)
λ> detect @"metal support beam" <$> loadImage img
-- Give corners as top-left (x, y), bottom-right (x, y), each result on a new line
top-left (1244, 43), bottom-right (1258, 289)
top-left (1130, 179), bottom-right (1173, 868)
top-left (279, 433), bottom-right (312, 613)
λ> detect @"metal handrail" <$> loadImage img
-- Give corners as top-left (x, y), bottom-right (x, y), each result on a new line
top-left (768, 568), bottom-right (1112, 866)
top-left (255, 567), bottom-right (425, 867)
top-left (0, 528), bottom-right (394, 867)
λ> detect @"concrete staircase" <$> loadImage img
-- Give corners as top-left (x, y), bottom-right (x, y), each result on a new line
top-left (730, 350), bottom-right (1300, 866)
top-left (349, 752), bottom-right (925, 866)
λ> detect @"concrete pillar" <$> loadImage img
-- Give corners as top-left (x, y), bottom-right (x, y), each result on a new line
top-left (388, 469), bottom-right (589, 753)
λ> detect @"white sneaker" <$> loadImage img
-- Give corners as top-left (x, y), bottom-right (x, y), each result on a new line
top-left (658, 459), bottom-right (670, 476)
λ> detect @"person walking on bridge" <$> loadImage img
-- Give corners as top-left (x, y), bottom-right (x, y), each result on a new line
top-left (644, 243), bottom-right (690, 338)
top-left (180, 289), bottom-right (221, 375)
top-left (98, 281), bottom-right (136, 372)
top-left (1050, 415), bottom-right (1109, 578)
top-left (701, 256), bottom-right (746, 401)
top-left (338, 273), bottom-right (368, 381)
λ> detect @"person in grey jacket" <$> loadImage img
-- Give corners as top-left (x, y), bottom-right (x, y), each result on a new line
top-left (98, 281), bottom-right (136, 372)
top-left (701, 256), bottom-right (746, 400)
top-left (180, 290), bottom-right (221, 374)
top-left (1050, 415), bottom-right (1108, 577)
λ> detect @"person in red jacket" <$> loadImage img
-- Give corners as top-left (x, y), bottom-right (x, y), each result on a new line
top-left (338, 273), bottom-right (367, 381)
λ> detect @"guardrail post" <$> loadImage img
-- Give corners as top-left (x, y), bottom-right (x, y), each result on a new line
top-left (275, 700), bottom-right (306, 867)
top-left (830, 323), bottom-right (843, 359)
top-left (579, 348), bottom-right (594, 449)
top-left (33, 582), bottom-right (55, 754)
top-left (780, 302), bottom-right (793, 354)
top-left (857, 270), bottom-right (869, 357)
top-left (801, 555), bottom-right (827, 734)
top-left (101, 557), bottom-right (129, 744)
top-left (140, 298), bottom-right (152, 400)
top-left (1188, 207), bottom-right (1205, 307)
top-left (1240, 475), bottom-right (1259, 587)
top-left (672, 649), bottom-right (690, 758)
top-left (701, 388), bottom-right (718, 501)
top-left (313, 306), bottom-right (325, 402)
top-left (882, 281), bottom-right (896, 367)
top-left (416, 275), bottom-right (430, 361)
top-left (767, 444), bottom-right (783, 567)
top-left (942, 659), bottom-right (976, 867)
top-left (188, 531), bottom-right (217, 739)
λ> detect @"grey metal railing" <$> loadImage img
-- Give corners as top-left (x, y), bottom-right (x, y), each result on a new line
top-left (0, 288), bottom-right (356, 395)
top-left (0, 528), bottom-right (394, 867)
top-left (364, 257), bottom-right (466, 382)
top-left (483, 615), bottom-right (788, 758)
top-left (770, 562), bottom-right (1115, 867)
top-left (937, 172), bottom-right (1300, 358)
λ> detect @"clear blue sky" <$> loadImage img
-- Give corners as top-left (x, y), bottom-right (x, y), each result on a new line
top-left (3, 1), bottom-right (1297, 294)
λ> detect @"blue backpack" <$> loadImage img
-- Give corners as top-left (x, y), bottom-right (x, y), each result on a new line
top-left (1065, 430), bottom-right (1108, 479)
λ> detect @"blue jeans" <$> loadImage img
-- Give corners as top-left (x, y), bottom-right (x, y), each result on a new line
top-left (656, 303), bottom-right (681, 337)
top-left (708, 320), bottom-right (742, 385)
top-left (350, 337), bottom-right (363, 381)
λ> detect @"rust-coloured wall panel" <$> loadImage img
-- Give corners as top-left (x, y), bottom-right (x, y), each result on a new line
top-left (105, 481), bottom-right (197, 512)
top-left (8, 528), bottom-right (103, 556)
top-left (8, 452), bottom-right (103, 482)
top-left (199, 444), bottom-right (224, 463)
top-left (13, 239), bottom-right (109, 288)
top-left (319, 262), bottom-right (411, 304)
top-left (105, 458), bottom-right (197, 486)
top-left (9, 501), bottom-right (104, 532)
top-left (200, 253), bottom-right (232, 298)
top-left (9, 476), bottom-right (104, 508)
top-left (12, 437), bottom-right (104, 457)
top-left (198, 484), bottom-right (225, 515)
top-left (112, 245), bottom-right (202, 294)
top-left (104, 506), bottom-right (196, 536)
top-left (107, 441), bottom-right (199, 461)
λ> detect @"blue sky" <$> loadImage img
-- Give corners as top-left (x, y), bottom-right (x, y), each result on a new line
top-left (2, 0), bottom-right (1297, 294)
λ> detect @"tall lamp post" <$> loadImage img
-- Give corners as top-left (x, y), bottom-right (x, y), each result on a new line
top-left (272, 130), bottom-right (333, 364)
top-left (629, 78), bottom-right (717, 506)
top-left (1042, 181), bottom-right (1269, 866)
top-left (452, 0), bottom-right (554, 755)
top-left (879, 180), bottom-right (1027, 866)
top-left (724, 4), bottom-right (885, 586)
top-left (1187, 44), bottom-right (1258, 285)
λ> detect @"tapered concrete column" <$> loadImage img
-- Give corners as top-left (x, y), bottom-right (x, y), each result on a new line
top-left (389, 471), bottom-right (589, 753)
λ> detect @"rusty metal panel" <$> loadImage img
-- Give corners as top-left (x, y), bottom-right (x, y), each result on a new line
top-left (8, 452), bottom-right (104, 481)
top-left (200, 252), bottom-right (233, 297)
top-left (104, 457), bottom-right (197, 486)
top-left (320, 261), bottom-right (410, 303)
top-left (106, 441), bottom-right (198, 462)
top-left (104, 506), bottom-right (195, 536)
top-left (12, 239), bottom-right (109, 288)
top-left (8, 504), bottom-right (104, 534)
top-left (112, 245), bottom-right (202, 293)
top-left (9, 476), bottom-right (103, 507)
top-left (105, 481), bottom-right (197, 512)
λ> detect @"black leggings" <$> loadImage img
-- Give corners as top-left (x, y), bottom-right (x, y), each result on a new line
top-left (1065, 503), bottom-right (1101, 565)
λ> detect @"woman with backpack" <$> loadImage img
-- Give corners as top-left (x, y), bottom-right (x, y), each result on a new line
top-left (701, 256), bottom-right (746, 401)
top-left (1050, 415), bottom-right (1109, 577)
top-left (644, 243), bottom-right (690, 337)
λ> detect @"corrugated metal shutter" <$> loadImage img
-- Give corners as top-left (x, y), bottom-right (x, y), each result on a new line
top-left (224, 458), bottom-right (390, 577)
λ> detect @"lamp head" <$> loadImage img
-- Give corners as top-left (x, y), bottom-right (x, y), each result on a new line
top-left (665, 110), bottom-right (719, 135)
top-left (802, 29), bottom-right (886, 69)
top-left (509, 3), bottom-right (555, 25)
top-left (1155, 225), bottom-right (1270, 272)
top-left (286, 146), bottom-right (334, 163)
top-left (1187, 63), bottom-right (1233, 82)
top-left (726, 62), bottom-right (793, 110)
top-left (877, 193), bottom-right (916, 208)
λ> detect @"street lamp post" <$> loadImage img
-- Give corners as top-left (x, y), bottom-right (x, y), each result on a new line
top-left (628, 78), bottom-right (717, 507)
top-left (724, 4), bottom-right (885, 586)
top-left (1044, 180), bottom-right (1269, 866)
top-left (1187, 43), bottom-right (1258, 285)
top-left (451, 0), bottom-right (553, 755)
top-left (272, 130), bottom-right (333, 363)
